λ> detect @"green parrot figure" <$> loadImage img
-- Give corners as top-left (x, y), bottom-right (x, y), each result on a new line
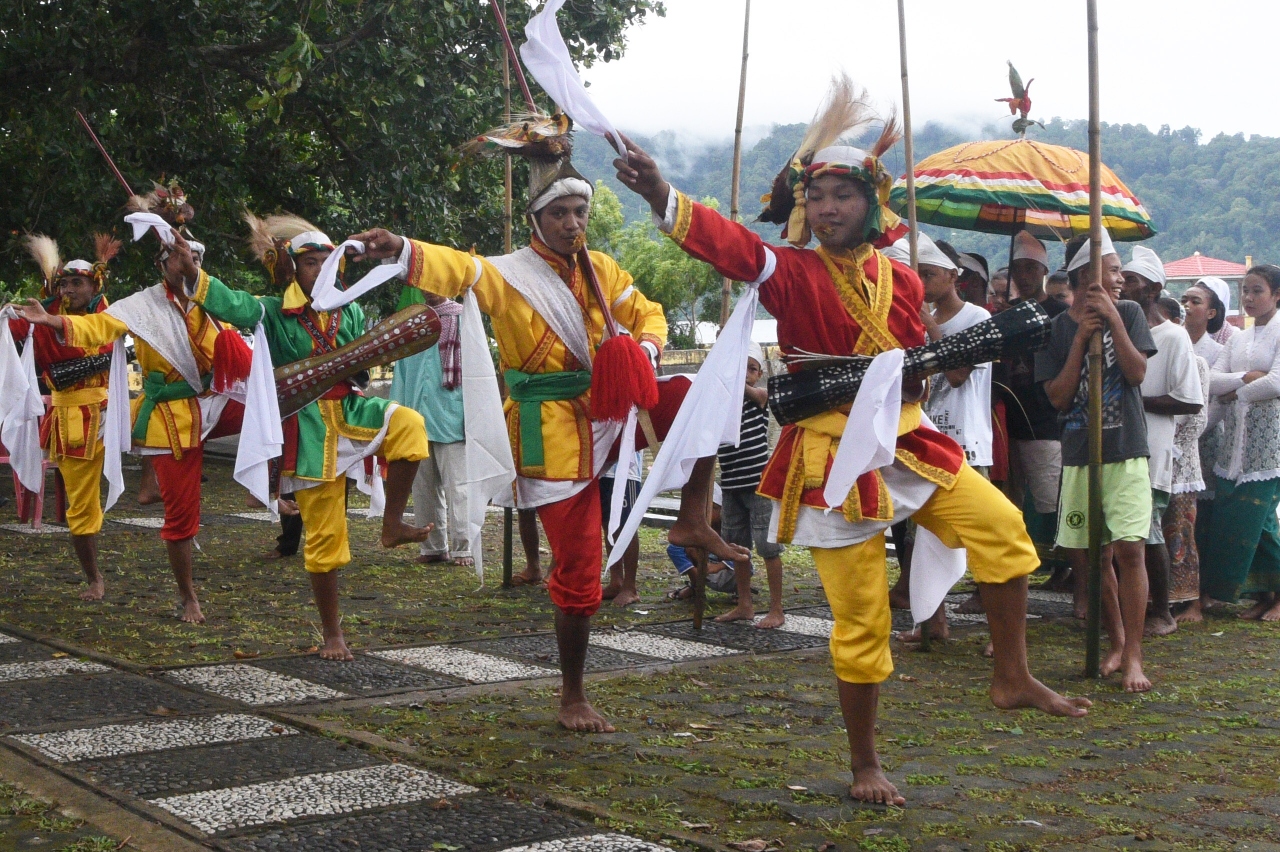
top-left (995, 61), bottom-right (1044, 136)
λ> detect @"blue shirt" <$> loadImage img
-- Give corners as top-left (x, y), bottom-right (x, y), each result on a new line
top-left (390, 345), bottom-right (465, 444)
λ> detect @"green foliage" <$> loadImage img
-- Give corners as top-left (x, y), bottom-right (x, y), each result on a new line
top-left (587, 181), bottom-right (626, 256)
top-left (0, 0), bottom-right (664, 298)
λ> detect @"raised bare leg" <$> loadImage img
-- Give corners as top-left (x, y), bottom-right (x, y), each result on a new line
top-left (981, 575), bottom-right (1092, 716)
top-left (309, 570), bottom-right (353, 661)
top-left (380, 460), bottom-right (434, 548)
top-left (836, 680), bottom-right (904, 806)
top-left (165, 539), bottom-right (204, 624)
top-left (669, 456), bottom-right (749, 564)
top-left (71, 534), bottom-right (104, 601)
top-left (554, 608), bottom-right (614, 732)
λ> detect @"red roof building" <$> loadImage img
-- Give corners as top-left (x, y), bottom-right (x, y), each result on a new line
top-left (1163, 252), bottom-right (1248, 280)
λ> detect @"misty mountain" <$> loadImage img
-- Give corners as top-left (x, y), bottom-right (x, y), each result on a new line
top-left (574, 119), bottom-right (1280, 272)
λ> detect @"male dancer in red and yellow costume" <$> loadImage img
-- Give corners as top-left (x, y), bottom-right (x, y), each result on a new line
top-left (350, 119), bottom-right (743, 731)
top-left (14, 187), bottom-right (243, 624)
top-left (614, 77), bottom-right (1090, 804)
top-left (10, 236), bottom-right (117, 600)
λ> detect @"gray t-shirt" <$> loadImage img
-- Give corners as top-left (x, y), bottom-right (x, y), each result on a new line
top-left (1034, 299), bottom-right (1157, 467)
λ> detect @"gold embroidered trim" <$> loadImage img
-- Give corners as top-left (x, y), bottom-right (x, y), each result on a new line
top-left (669, 192), bottom-right (694, 245)
top-left (895, 448), bottom-right (959, 489)
top-left (817, 247), bottom-right (898, 356)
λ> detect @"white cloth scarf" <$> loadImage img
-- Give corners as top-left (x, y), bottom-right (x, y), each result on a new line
top-left (521, 0), bottom-right (624, 154)
top-left (487, 248), bottom-right (594, 368)
top-left (232, 310), bottom-right (284, 516)
top-left (0, 311), bottom-right (46, 493)
top-left (308, 239), bottom-right (404, 312)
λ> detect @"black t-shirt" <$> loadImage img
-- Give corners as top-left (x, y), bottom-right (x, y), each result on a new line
top-left (997, 296), bottom-right (1069, 441)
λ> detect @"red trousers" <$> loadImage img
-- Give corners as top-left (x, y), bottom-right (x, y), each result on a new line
top-left (538, 478), bottom-right (604, 617)
top-left (151, 400), bottom-right (244, 542)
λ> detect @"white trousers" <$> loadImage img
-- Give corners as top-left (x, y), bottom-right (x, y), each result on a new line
top-left (411, 439), bottom-right (471, 558)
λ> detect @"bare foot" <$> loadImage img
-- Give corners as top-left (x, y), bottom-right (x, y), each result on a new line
top-left (1100, 646), bottom-right (1123, 677)
top-left (1144, 614), bottom-right (1178, 637)
top-left (715, 603), bottom-right (756, 623)
top-left (1073, 600), bottom-right (1088, 620)
top-left (320, 635), bottom-right (354, 661)
top-left (1174, 600), bottom-right (1203, 623)
top-left (245, 493), bottom-right (266, 509)
top-left (611, 589), bottom-right (640, 607)
top-left (558, 700), bottom-right (615, 733)
top-left (511, 567), bottom-right (543, 586)
top-left (181, 599), bottom-right (205, 624)
top-left (754, 611), bottom-right (785, 629)
top-left (1121, 659), bottom-right (1152, 693)
top-left (79, 578), bottom-right (105, 601)
top-left (1260, 599), bottom-right (1280, 622)
top-left (849, 765), bottom-right (905, 806)
top-left (381, 520), bottom-right (433, 549)
top-left (1239, 599), bottom-right (1270, 620)
top-left (278, 498), bottom-right (300, 516)
top-left (666, 584), bottom-right (693, 601)
top-left (982, 641), bottom-right (994, 658)
top-left (601, 580), bottom-right (622, 600)
top-left (415, 553), bottom-right (448, 565)
top-left (955, 592), bottom-right (985, 614)
top-left (452, 556), bottom-right (475, 568)
top-left (990, 675), bottom-right (1091, 717)
top-left (894, 620), bottom-right (952, 643)
top-left (1045, 567), bottom-right (1073, 592)
top-left (668, 517), bottom-right (750, 565)
top-left (888, 586), bottom-right (910, 610)
top-left (258, 548), bottom-right (291, 561)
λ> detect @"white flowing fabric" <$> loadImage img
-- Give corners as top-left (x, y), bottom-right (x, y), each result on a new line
top-left (910, 527), bottom-right (969, 624)
top-left (309, 240), bottom-right (403, 312)
top-left (123, 212), bottom-right (175, 246)
top-left (0, 313), bottom-right (45, 493)
top-left (101, 344), bottom-right (131, 512)
top-left (604, 284), bottom-right (758, 569)
top-left (232, 315), bottom-right (283, 516)
top-left (459, 289), bottom-right (517, 583)
top-left (821, 350), bottom-right (904, 512)
top-left (521, 0), bottom-right (624, 154)
top-left (607, 405), bottom-right (639, 545)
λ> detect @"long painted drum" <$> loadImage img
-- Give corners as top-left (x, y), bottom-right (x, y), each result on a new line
top-left (275, 303), bottom-right (442, 417)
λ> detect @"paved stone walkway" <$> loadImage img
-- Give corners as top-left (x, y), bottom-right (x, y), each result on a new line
top-left (0, 586), bottom-right (1076, 851)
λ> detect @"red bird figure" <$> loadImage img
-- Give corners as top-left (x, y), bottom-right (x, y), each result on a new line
top-left (995, 61), bottom-right (1041, 136)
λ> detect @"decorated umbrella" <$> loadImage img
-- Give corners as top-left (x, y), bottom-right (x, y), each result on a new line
top-left (889, 136), bottom-right (1154, 242)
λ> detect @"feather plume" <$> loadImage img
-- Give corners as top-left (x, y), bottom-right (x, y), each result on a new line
top-left (126, 192), bottom-right (159, 213)
top-left (93, 233), bottom-right (122, 266)
top-left (24, 234), bottom-right (61, 285)
top-left (243, 212), bottom-right (276, 265)
top-left (459, 112), bottom-right (574, 161)
top-left (795, 73), bottom-right (878, 164)
top-left (244, 212), bottom-right (320, 264)
top-left (871, 105), bottom-right (903, 159)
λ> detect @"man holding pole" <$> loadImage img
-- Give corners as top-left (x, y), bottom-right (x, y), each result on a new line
top-left (615, 75), bottom-right (1089, 806)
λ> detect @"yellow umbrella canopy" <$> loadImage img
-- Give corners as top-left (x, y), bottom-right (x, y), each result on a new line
top-left (889, 138), bottom-right (1155, 241)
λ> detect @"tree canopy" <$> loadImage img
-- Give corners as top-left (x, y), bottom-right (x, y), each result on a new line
top-left (0, 0), bottom-right (663, 296)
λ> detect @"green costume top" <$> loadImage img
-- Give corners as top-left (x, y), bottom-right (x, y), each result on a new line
top-left (191, 269), bottom-right (396, 482)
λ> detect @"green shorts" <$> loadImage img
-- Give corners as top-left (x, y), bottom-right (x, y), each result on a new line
top-left (1056, 458), bottom-right (1153, 549)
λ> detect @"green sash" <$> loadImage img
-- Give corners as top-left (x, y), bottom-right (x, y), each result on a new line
top-left (133, 371), bottom-right (211, 442)
top-left (504, 369), bottom-right (592, 468)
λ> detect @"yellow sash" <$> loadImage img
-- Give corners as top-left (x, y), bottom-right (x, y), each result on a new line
top-left (50, 387), bottom-right (107, 456)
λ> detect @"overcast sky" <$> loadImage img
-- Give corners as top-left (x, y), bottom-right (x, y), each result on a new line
top-left (581, 0), bottom-right (1278, 143)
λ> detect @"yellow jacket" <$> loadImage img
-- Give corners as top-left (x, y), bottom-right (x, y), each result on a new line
top-left (405, 238), bottom-right (666, 480)
top-left (61, 290), bottom-right (222, 457)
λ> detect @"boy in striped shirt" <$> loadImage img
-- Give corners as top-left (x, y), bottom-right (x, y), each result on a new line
top-left (715, 343), bottom-right (786, 628)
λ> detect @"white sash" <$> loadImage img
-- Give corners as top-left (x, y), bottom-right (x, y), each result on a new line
top-left (487, 247), bottom-right (593, 369)
top-left (106, 284), bottom-right (203, 393)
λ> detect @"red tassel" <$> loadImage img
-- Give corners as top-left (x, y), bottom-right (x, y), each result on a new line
top-left (212, 328), bottom-right (254, 393)
top-left (590, 335), bottom-right (659, 422)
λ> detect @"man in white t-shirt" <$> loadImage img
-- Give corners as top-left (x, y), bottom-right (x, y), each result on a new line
top-left (1122, 246), bottom-right (1203, 637)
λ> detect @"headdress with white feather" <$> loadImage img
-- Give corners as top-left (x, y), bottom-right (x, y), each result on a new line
top-left (244, 212), bottom-right (335, 288)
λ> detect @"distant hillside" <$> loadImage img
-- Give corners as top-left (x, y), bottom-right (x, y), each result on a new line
top-left (575, 119), bottom-right (1280, 272)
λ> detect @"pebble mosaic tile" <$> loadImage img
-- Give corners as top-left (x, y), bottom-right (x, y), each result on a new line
top-left (0, 641), bottom-right (53, 664)
top-left (149, 763), bottom-right (478, 834)
top-left (469, 635), bottom-right (656, 673)
top-left (255, 653), bottom-right (464, 694)
top-left (10, 713), bottom-right (295, 763)
top-left (230, 793), bottom-right (585, 852)
top-left (0, 522), bottom-right (68, 534)
top-left (229, 512), bottom-right (276, 522)
top-left (588, 631), bottom-right (736, 661)
top-left (499, 834), bottom-right (673, 852)
top-left (81, 733), bottom-right (379, 799)
top-left (642, 620), bottom-right (827, 653)
top-left (370, 646), bottom-right (557, 683)
top-left (0, 658), bottom-right (112, 683)
top-left (0, 673), bottom-right (217, 730)
top-left (0, 632), bottom-right (19, 643)
top-left (164, 664), bottom-right (346, 705)
top-left (768, 614), bottom-right (835, 638)
top-left (111, 517), bottom-right (168, 529)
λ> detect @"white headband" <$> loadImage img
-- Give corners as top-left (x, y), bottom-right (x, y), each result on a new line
top-left (1197, 276), bottom-right (1231, 313)
top-left (1121, 245), bottom-right (1166, 287)
top-left (1012, 231), bottom-right (1049, 266)
top-left (530, 177), bottom-right (594, 213)
top-left (884, 233), bottom-right (957, 272)
top-left (1066, 231), bottom-right (1117, 272)
top-left (61, 259), bottom-right (93, 275)
top-left (289, 230), bottom-right (334, 254)
top-left (958, 253), bottom-right (988, 282)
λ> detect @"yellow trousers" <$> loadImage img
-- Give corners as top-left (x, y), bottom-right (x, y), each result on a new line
top-left (58, 453), bottom-right (105, 536)
top-left (295, 406), bottom-right (430, 574)
top-left (812, 464), bottom-right (1038, 683)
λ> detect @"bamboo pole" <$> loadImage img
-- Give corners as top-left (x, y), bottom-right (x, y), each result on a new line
top-left (719, 0), bottom-right (751, 328)
top-left (1084, 0), bottom-right (1105, 678)
top-left (500, 0), bottom-right (516, 588)
top-left (897, 0), bottom-right (919, 271)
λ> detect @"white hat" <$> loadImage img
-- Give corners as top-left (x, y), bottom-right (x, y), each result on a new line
top-left (529, 177), bottom-right (594, 213)
top-left (1121, 245), bottom-right (1167, 287)
top-left (1197, 276), bottom-right (1232, 313)
top-left (958, 253), bottom-right (988, 282)
top-left (1066, 231), bottom-right (1117, 273)
top-left (882, 237), bottom-right (911, 265)
top-left (1012, 231), bottom-right (1049, 267)
top-left (746, 341), bottom-right (765, 368)
top-left (882, 234), bottom-right (956, 272)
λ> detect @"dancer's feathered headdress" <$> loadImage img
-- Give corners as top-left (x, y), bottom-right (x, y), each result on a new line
top-left (25, 233), bottom-right (120, 296)
top-left (461, 111), bottom-right (592, 214)
top-left (244, 212), bottom-right (335, 288)
top-left (758, 73), bottom-right (903, 247)
top-left (127, 178), bottom-right (196, 229)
